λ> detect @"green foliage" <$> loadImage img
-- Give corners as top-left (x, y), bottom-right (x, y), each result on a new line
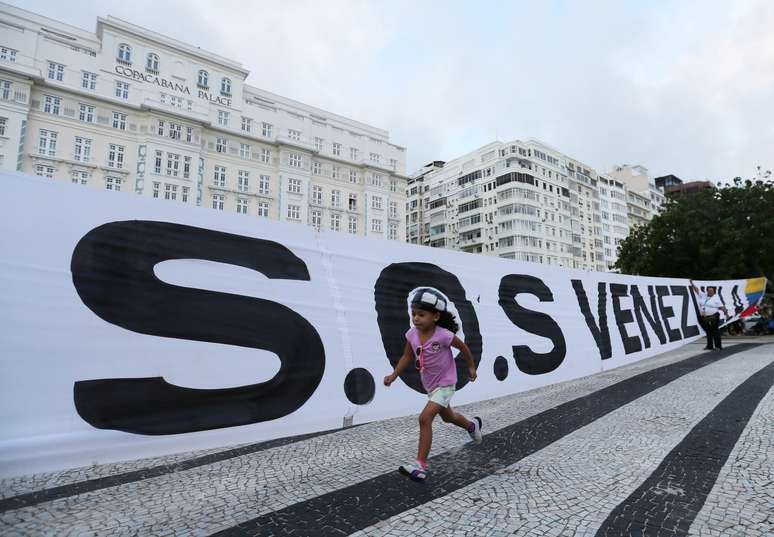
top-left (614, 177), bottom-right (774, 285)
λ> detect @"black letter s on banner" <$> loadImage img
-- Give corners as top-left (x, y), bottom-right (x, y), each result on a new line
top-left (70, 221), bottom-right (325, 435)
top-left (499, 275), bottom-right (566, 375)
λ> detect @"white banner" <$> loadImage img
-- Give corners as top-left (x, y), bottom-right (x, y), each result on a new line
top-left (0, 173), bottom-right (765, 477)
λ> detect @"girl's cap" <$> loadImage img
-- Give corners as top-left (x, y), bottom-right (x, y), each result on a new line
top-left (411, 288), bottom-right (447, 312)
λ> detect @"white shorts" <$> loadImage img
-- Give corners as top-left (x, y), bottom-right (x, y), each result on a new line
top-left (428, 385), bottom-right (455, 408)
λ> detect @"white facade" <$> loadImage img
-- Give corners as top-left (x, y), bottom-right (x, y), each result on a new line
top-left (0, 4), bottom-right (407, 240)
top-left (409, 139), bottom-right (607, 272)
top-left (598, 175), bottom-right (629, 270)
top-left (609, 164), bottom-right (666, 218)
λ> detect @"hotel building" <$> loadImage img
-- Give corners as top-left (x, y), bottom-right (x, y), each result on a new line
top-left (0, 3), bottom-right (408, 239)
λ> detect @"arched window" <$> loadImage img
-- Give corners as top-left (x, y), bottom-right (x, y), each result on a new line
top-left (117, 43), bottom-right (132, 63)
top-left (197, 70), bottom-right (209, 88)
top-left (146, 53), bottom-right (159, 72)
top-left (221, 77), bottom-right (231, 95)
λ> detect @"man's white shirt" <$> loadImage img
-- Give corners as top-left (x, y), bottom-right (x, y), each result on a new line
top-left (697, 292), bottom-right (725, 316)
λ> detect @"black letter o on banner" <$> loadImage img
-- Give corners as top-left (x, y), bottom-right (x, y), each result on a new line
top-left (374, 262), bottom-right (482, 393)
top-left (71, 221), bottom-right (325, 435)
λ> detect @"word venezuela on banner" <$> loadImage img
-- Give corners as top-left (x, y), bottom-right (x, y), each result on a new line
top-left (0, 174), bottom-right (766, 477)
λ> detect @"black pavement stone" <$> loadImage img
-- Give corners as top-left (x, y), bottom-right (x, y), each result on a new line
top-left (210, 345), bottom-right (759, 537)
top-left (595, 358), bottom-right (774, 537)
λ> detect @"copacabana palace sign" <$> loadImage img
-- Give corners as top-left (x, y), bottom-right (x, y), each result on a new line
top-left (114, 65), bottom-right (233, 106)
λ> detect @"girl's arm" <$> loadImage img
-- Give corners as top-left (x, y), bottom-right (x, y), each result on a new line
top-left (451, 336), bottom-right (477, 381)
top-left (384, 340), bottom-right (413, 386)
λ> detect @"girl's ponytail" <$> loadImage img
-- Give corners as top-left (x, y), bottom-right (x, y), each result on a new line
top-left (436, 310), bottom-right (459, 333)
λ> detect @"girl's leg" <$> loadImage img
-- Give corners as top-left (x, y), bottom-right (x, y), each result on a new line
top-left (417, 402), bottom-right (443, 463)
top-left (438, 405), bottom-right (471, 430)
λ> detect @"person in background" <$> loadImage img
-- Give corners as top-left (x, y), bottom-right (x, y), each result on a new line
top-left (690, 280), bottom-right (730, 350)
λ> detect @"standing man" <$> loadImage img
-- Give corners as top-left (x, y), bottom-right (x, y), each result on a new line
top-left (690, 280), bottom-right (729, 350)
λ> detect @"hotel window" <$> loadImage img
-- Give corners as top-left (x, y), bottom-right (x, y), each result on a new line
top-left (146, 53), bottom-right (159, 73)
top-left (35, 164), bottom-right (55, 178)
top-left (314, 137), bottom-right (323, 151)
top-left (238, 170), bottom-right (249, 192)
top-left (350, 147), bottom-right (358, 161)
top-left (71, 171), bottom-right (89, 185)
top-left (112, 112), bottom-right (127, 130)
top-left (389, 158), bottom-right (397, 169)
top-left (332, 166), bottom-right (339, 179)
top-left (197, 70), bottom-right (208, 88)
top-left (154, 150), bottom-right (162, 174)
top-left (0, 117), bottom-right (5, 136)
top-left (261, 122), bottom-right (273, 137)
top-left (212, 194), bottom-right (224, 210)
top-left (330, 213), bottom-right (340, 232)
top-left (287, 204), bottom-right (300, 220)
top-left (183, 156), bottom-right (191, 179)
top-left (81, 71), bottom-right (97, 90)
top-left (217, 110), bottom-right (229, 126)
top-left (241, 117), bottom-right (251, 132)
top-left (105, 176), bottom-right (122, 191)
top-left (312, 161), bottom-right (321, 175)
top-left (213, 166), bottom-right (226, 187)
top-left (371, 196), bottom-right (383, 210)
top-left (0, 47), bottom-right (16, 62)
top-left (169, 123), bottom-right (182, 140)
top-left (370, 173), bottom-right (383, 187)
top-left (215, 137), bottom-right (226, 153)
top-left (288, 178), bottom-right (301, 194)
top-left (182, 186), bottom-right (189, 203)
top-left (220, 77), bottom-right (231, 96)
top-left (157, 120), bottom-right (165, 136)
top-left (349, 170), bottom-right (358, 184)
top-left (369, 152), bottom-right (380, 163)
top-left (239, 143), bottom-right (250, 158)
top-left (310, 210), bottom-right (321, 230)
top-left (43, 95), bottom-right (61, 115)
top-left (38, 130), bottom-right (57, 156)
top-left (288, 153), bottom-right (302, 168)
top-left (0, 80), bottom-right (10, 100)
top-left (47, 62), bottom-right (64, 81)
top-left (332, 142), bottom-right (341, 156)
top-left (331, 189), bottom-right (341, 208)
top-left (389, 179), bottom-right (397, 192)
top-left (389, 200), bottom-right (398, 218)
top-left (164, 183), bottom-right (178, 201)
top-left (107, 144), bottom-right (125, 169)
top-left (348, 193), bottom-right (357, 211)
top-left (388, 222), bottom-right (398, 240)
top-left (78, 104), bottom-right (94, 123)
top-left (73, 137), bottom-right (92, 163)
top-left (260, 148), bottom-right (271, 163)
top-left (237, 198), bottom-right (248, 214)
top-left (311, 185), bottom-right (322, 205)
top-left (166, 153), bottom-right (180, 177)
top-left (257, 201), bottom-right (269, 217)
top-left (348, 216), bottom-right (357, 234)
top-left (115, 81), bottom-right (129, 99)
top-left (117, 43), bottom-right (132, 64)
top-left (186, 126), bottom-right (193, 143)
top-left (288, 129), bottom-right (301, 141)
top-left (371, 219), bottom-right (382, 233)
top-left (170, 95), bottom-right (183, 108)
top-left (258, 174), bottom-right (270, 195)
top-left (152, 181), bottom-right (160, 198)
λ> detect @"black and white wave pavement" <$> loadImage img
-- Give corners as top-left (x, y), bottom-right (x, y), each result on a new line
top-left (2, 342), bottom-right (772, 537)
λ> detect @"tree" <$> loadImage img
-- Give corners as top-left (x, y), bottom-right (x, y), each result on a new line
top-left (614, 176), bottom-right (774, 288)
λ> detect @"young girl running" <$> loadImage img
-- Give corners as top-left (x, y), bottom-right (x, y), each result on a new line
top-left (384, 287), bottom-right (482, 481)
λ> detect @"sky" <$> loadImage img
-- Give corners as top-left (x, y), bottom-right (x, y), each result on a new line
top-left (14, 0), bottom-right (774, 183)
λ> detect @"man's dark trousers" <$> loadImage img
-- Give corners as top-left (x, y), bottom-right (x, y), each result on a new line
top-left (703, 314), bottom-right (722, 349)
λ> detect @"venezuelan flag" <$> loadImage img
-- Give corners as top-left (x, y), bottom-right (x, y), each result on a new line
top-left (740, 277), bottom-right (767, 317)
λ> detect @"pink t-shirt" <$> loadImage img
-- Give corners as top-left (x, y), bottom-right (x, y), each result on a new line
top-left (405, 326), bottom-right (457, 393)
